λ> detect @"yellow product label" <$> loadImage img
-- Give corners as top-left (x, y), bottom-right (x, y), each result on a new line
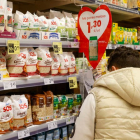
top-left (53, 42), bottom-right (63, 54)
top-left (118, 27), bottom-right (124, 42)
top-left (7, 40), bottom-right (20, 54)
top-left (102, 51), bottom-right (106, 59)
top-left (111, 23), bottom-right (118, 44)
top-left (138, 0), bottom-right (140, 7)
top-left (68, 77), bottom-right (78, 89)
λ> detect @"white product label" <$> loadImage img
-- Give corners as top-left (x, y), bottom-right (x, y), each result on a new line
top-left (3, 81), bottom-right (16, 90)
top-left (44, 78), bottom-right (54, 85)
top-left (42, 32), bottom-right (60, 40)
top-left (71, 42), bottom-right (79, 48)
top-left (18, 128), bottom-right (30, 139)
top-left (46, 115), bottom-right (53, 120)
top-left (48, 121), bottom-right (58, 130)
top-left (66, 116), bottom-right (74, 125)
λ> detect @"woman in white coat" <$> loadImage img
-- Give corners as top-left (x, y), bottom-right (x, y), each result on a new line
top-left (70, 46), bottom-right (140, 140)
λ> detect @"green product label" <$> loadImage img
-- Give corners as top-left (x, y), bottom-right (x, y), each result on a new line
top-left (37, 57), bottom-right (42, 60)
top-left (66, 28), bottom-right (76, 40)
top-left (57, 26), bottom-right (67, 38)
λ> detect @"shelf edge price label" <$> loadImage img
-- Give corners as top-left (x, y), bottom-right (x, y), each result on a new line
top-left (18, 128), bottom-right (30, 139)
top-left (48, 121), bottom-right (58, 130)
top-left (71, 42), bottom-right (79, 48)
top-left (44, 77), bottom-right (54, 85)
top-left (53, 42), bottom-right (63, 54)
top-left (3, 81), bottom-right (16, 90)
top-left (7, 40), bottom-right (20, 54)
top-left (68, 77), bottom-right (78, 89)
top-left (66, 116), bottom-right (75, 125)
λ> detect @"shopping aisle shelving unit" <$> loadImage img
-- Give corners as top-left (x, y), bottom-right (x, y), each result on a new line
top-left (0, 116), bottom-right (77, 140)
top-left (1, 74), bottom-right (80, 91)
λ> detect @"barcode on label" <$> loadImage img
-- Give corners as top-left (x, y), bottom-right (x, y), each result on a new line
top-left (8, 43), bottom-right (14, 53)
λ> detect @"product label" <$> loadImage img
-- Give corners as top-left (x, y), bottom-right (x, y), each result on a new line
top-left (39, 98), bottom-right (44, 108)
top-left (46, 96), bottom-right (52, 107)
top-left (0, 15), bottom-right (4, 26)
top-left (7, 16), bottom-right (12, 27)
top-left (46, 115), bottom-right (53, 120)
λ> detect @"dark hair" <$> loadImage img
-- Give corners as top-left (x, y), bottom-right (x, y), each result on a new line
top-left (108, 46), bottom-right (140, 71)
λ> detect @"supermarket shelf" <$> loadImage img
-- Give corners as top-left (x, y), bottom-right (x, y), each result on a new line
top-left (0, 116), bottom-right (77, 140)
top-left (0, 39), bottom-right (79, 48)
top-left (1, 74), bottom-right (80, 91)
top-left (106, 44), bottom-right (140, 50)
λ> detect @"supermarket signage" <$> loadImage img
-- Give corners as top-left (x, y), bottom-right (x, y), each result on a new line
top-left (3, 81), bottom-right (16, 90)
top-left (68, 77), bottom-right (78, 89)
top-left (78, 5), bottom-right (112, 69)
top-left (66, 116), bottom-right (75, 125)
top-left (18, 128), bottom-right (30, 139)
top-left (44, 77), bottom-right (54, 85)
top-left (48, 121), bottom-right (58, 130)
top-left (53, 42), bottom-right (63, 54)
top-left (7, 40), bottom-right (20, 54)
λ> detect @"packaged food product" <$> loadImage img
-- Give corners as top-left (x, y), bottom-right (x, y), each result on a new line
top-left (44, 91), bottom-right (53, 122)
top-left (46, 131), bottom-right (53, 140)
top-left (59, 52), bottom-right (69, 75)
top-left (132, 28), bottom-right (138, 44)
top-left (120, 0), bottom-right (127, 7)
top-left (73, 94), bottom-right (82, 114)
top-left (48, 17), bottom-right (59, 32)
top-left (36, 47), bottom-right (52, 76)
top-left (44, 11), bottom-right (50, 19)
top-left (50, 10), bottom-right (67, 40)
top-left (68, 124), bottom-right (74, 138)
top-left (6, 48), bottom-right (28, 77)
top-left (0, 0), bottom-right (6, 33)
top-left (53, 96), bottom-right (59, 119)
top-left (36, 132), bottom-right (45, 140)
top-left (53, 129), bottom-right (60, 140)
top-left (63, 11), bottom-right (76, 41)
top-left (68, 52), bottom-right (76, 74)
top-left (124, 28), bottom-right (128, 44)
top-left (27, 11), bottom-right (39, 31)
top-left (11, 95), bottom-right (28, 130)
top-left (61, 127), bottom-right (68, 140)
top-left (73, 14), bottom-right (79, 40)
top-left (26, 47), bottom-right (38, 76)
top-left (66, 95), bottom-right (74, 116)
top-left (111, 23), bottom-right (118, 44)
top-left (6, 7), bottom-right (13, 32)
top-left (38, 16), bottom-right (48, 32)
top-left (50, 52), bottom-right (60, 76)
top-left (0, 48), bottom-right (9, 78)
top-left (31, 94), bottom-right (46, 125)
top-left (36, 10), bottom-right (45, 17)
top-left (25, 94), bottom-right (33, 127)
top-left (117, 27), bottom-right (124, 44)
top-left (137, 26), bottom-right (140, 41)
top-left (14, 10), bottom-right (29, 30)
top-left (127, 28), bottom-right (132, 44)
top-left (58, 95), bottom-right (67, 116)
top-left (0, 96), bottom-right (13, 134)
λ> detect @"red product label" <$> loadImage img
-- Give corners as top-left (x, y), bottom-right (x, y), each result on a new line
top-left (19, 103), bottom-right (27, 109)
top-left (3, 105), bottom-right (12, 112)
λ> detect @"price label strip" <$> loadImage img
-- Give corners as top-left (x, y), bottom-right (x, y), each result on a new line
top-left (66, 116), bottom-right (75, 125)
top-left (44, 77), bottom-right (54, 85)
top-left (7, 40), bottom-right (20, 54)
top-left (18, 128), bottom-right (30, 139)
top-left (3, 81), bottom-right (16, 90)
top-left (68, 77), bottom-right (78, 89)
top-left (48, 121), bottom-right (58, 130)
top-left (53, 42), bottom-right (63, 54)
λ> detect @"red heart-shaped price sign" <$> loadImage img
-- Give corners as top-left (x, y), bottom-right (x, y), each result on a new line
top-left (78, 5), bottom-right (112, 69)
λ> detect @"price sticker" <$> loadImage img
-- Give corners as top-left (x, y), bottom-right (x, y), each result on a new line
top-left (68, 77), bottom-right (78, 89)
top-left (7, 40), bottom-right (20, 54)
top-left (18, 128), bottom-right (30, 139)
top-left (53, 42), bottom-right (63, 54)
top-left (48, 121), bottom-right (58, 130)
top-left (71, 42), bottom-right (79, 48)
top-left (44, 78), bottom-right (54, 85)
top-left (66, 116), bottom-right (75, 125)
top-left (3, 81), bottom-right (16, 90)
